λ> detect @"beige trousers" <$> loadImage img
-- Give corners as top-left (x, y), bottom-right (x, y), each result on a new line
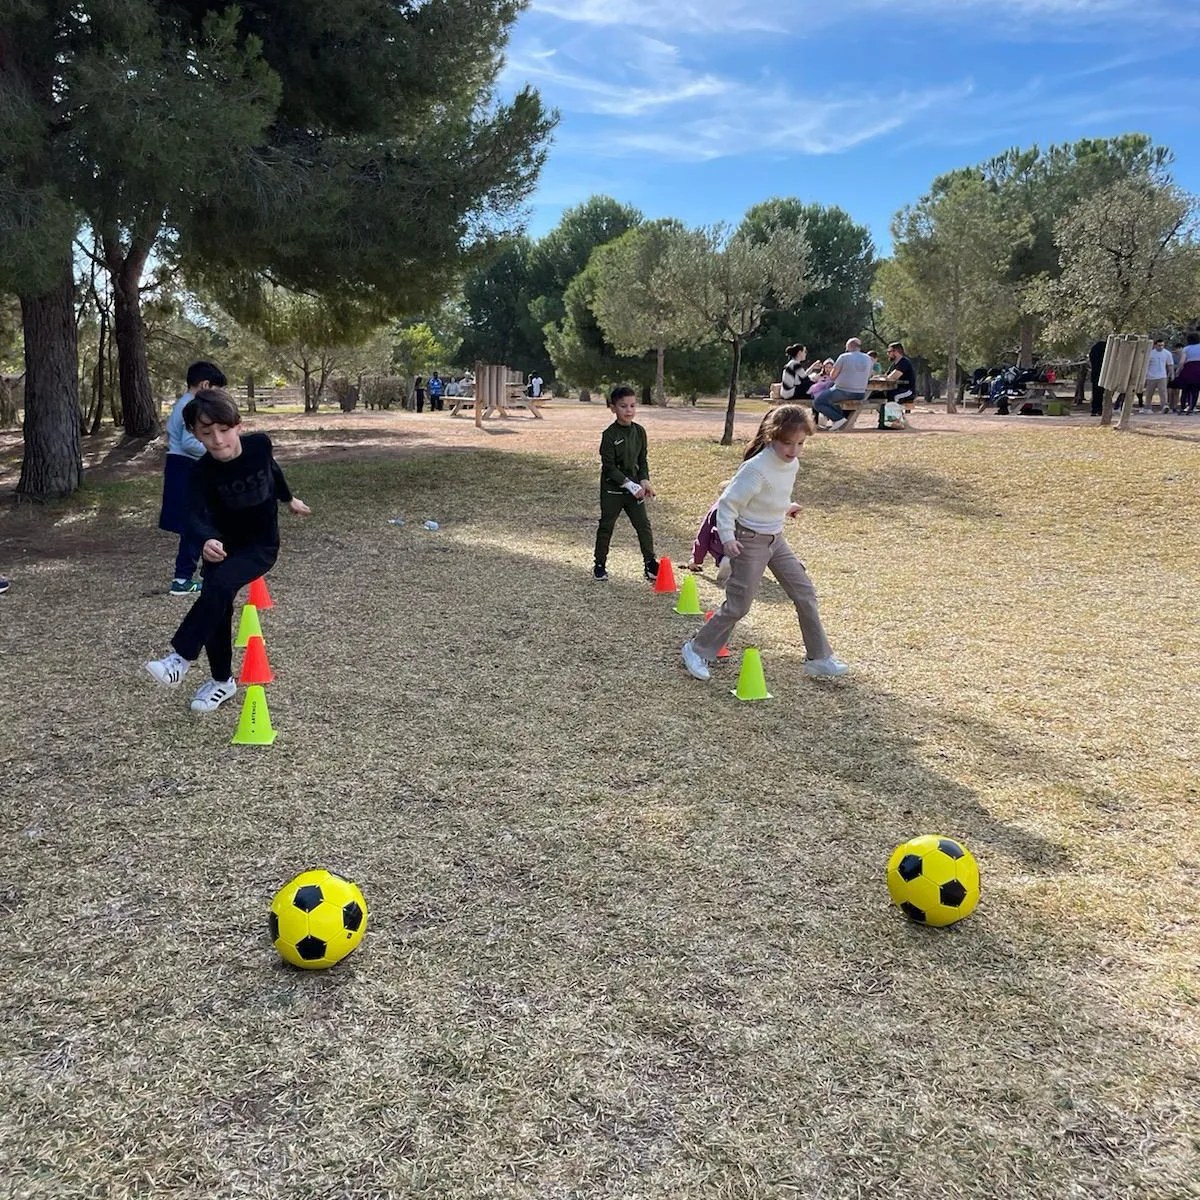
top-left (690, 523), bottom-right (833, 662)
top-left (1144, 377), bottom-right (1170, 409)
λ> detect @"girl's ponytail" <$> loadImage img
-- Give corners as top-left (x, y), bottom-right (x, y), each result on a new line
top-left (743, 404), bottom-right (814, 460)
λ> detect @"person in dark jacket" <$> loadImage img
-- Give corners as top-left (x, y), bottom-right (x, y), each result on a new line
top-left (593, 386), bottom-right (659, 582)
top-left (144, 389), bottom-right (310, 714)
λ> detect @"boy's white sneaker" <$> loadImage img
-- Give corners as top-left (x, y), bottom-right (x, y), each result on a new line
top-left (146, 652), bottom-right (191, 686)
top-left (190, 677), bottom-right (238, 713)
top-left (681, 640), bottom-right (711, 681)
top-left (803, 655), bottom-right (850, 678)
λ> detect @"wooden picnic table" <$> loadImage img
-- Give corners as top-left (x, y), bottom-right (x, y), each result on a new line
top-left (802, 378), bottom-right (911, 430)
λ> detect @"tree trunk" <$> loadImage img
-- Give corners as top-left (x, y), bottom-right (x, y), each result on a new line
top-left (302, 360), bottom-right (316, 411)
top-left (317, 356), bottom-right (335, 404)
top-left (1100, 392), bottom-right (1114, 426)
top-left (89, 305), bottom-right (109, 435)
top-left (109, 247), bottom-right (160, 438)
top-left (654, 344), bottom-right (666, 407)
top-left (945, 328), bottom-right (959, 415)
top-left (246, 373), bottom-right (256, 414)
top-left (916, 358), bottom-right (933, 404)
top-left (17, 259), bottom-right (82, 499)
top-left (1018, 315), bottom-right (1036, 369)
top-left (721, 338), bottom-right (741, 447)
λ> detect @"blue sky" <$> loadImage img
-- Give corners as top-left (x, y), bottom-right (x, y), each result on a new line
top-left (500, 0), bottom-right (1200, 254)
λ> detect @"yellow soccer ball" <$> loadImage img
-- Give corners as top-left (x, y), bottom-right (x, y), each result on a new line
top-left (269, 868), bottom-right (368, 969)
top-left (886, 835), bottom-right (979, 927)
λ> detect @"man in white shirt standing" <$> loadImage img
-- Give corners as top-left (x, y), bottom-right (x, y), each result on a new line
top-left (1143, 338), bottom-right (1174, 413)
top-left (529, 373), bottom-right (544, 399)
top-left (813, 337), bottom-right (874, 431)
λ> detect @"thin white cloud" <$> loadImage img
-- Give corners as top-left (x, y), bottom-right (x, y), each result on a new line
top-left (502, 43), bottom-right (728, 117)
top-left (575, 81), bottom-right (973, 162)
top-left (531, 0), bottom-right (1194, 34)
top-left (530, 0), bottom-right (787, 33)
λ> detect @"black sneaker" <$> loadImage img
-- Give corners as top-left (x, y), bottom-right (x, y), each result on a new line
top-left (593, 564), bottom-right (608, 581)
top-left (0, 577), bottom-right (9, 595)
top-left (644, 560), bottom-right (659, 582)
top-left (169, 578), bottom-right (201, 596)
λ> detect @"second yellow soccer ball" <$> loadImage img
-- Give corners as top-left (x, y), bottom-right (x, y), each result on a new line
top-left (886, 835), bottom-right (979, 927)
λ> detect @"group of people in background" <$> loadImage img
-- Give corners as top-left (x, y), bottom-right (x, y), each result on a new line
top-left (1128, 332), bottom-right (1200, 415)
top-left (1088, 332), bottom-right (1200, 418)
top-left (411, 372), bottom-right (445, 412)
top-left (408, 370), bottom-right (544, 412)
top-left (779, 338), bottom-right (916, 431)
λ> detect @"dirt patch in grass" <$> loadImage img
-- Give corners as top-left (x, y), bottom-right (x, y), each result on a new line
top-left (1, 416), bottom-right (1198, 1198)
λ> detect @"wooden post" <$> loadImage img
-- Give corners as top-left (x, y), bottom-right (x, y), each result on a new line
top-left (1117, 337), bottom-right (1151, 432)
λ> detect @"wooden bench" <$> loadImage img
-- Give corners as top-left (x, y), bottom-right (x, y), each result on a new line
top-left (770, 381), bottom-right (914, 429)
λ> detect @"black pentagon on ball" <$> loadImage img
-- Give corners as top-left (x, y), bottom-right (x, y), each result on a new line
top-left (938, 838), bottom-right (965, 860)
top-left (296, 935), bottom-right (327, 961)
top-left (897, 853), bottom-right (923, 881)
top-left (293, 884), bottom-right (324, 912)
top-left (940, 880), bottom-right (968, 907)
top-left (342, 901), bottom-right (364, 933)
top-left (900, 901), bottom-right (927, 923)
top-left (267, 911), bottom-right (279, 941)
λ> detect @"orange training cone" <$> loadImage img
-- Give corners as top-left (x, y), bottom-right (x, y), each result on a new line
top-left (248, 576), bottom-right (274, 610)
top-left (653, 557), bottom-right (678, 594)
top-left (705, 611), bottom-right (731, 659)
top-left (238, 634), bottom-right (274, 685)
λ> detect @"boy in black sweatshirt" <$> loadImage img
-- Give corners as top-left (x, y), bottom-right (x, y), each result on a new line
top-left (145, 389), bottom-right (310, 712)
top-left (593, 386), bottom-right (659, 582)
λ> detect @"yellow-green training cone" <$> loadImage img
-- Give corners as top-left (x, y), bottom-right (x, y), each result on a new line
top-left (674, 573), bottom-right (703, 616)
top-left (235, 603), bottom-right (263, 648)
top-left (731, 647), bottom-right (772, 701)
top-left (232, 684), bottom-right (277, 745)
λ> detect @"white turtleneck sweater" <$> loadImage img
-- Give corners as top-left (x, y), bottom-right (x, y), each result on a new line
top-left (714, 447), bottom-right (797, 545)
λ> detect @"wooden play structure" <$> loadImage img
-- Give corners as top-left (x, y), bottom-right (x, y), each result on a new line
top-left (449, 363), bottom-right (545, 427)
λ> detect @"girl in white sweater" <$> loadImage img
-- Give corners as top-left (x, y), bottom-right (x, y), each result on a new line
top-left (682, 405), bottom-right (848, 682)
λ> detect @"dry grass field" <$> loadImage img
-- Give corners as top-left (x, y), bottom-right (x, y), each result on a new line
top-left (1, 403), bottom-right (1198, 1199)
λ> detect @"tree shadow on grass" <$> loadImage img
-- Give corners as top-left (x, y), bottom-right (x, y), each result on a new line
top-left (791, 454), bottom-right (994, 520)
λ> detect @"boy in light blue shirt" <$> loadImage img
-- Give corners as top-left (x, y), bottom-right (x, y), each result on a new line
top-left (159, 361), bottom-right (226, 595)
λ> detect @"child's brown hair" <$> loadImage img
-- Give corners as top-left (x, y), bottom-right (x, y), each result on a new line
top-left (183, 387), bottom-right (242, 431)
top-left (743, 403), bottom-right (815, 460)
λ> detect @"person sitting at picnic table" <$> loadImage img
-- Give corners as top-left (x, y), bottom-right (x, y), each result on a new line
top-left (779, 344), bottom-right (811, 403)
top-left (870, 341), bottom-right (917, 429)
top-left (812, 337), bottom-right (874, 432)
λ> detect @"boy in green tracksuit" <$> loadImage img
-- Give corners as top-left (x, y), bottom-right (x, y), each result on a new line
top-left (593, 386), bottom-right (660, 582)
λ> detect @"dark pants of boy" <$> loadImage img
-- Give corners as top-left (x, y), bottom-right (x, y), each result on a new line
top-left (594, 489), bottom-right (655, 567)
top-left (174, 530), bottom-right (205, 582)
top-left (161, 454), bottom-right (204, 579)
top-left (171, 545), bottom-right (277, 681)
